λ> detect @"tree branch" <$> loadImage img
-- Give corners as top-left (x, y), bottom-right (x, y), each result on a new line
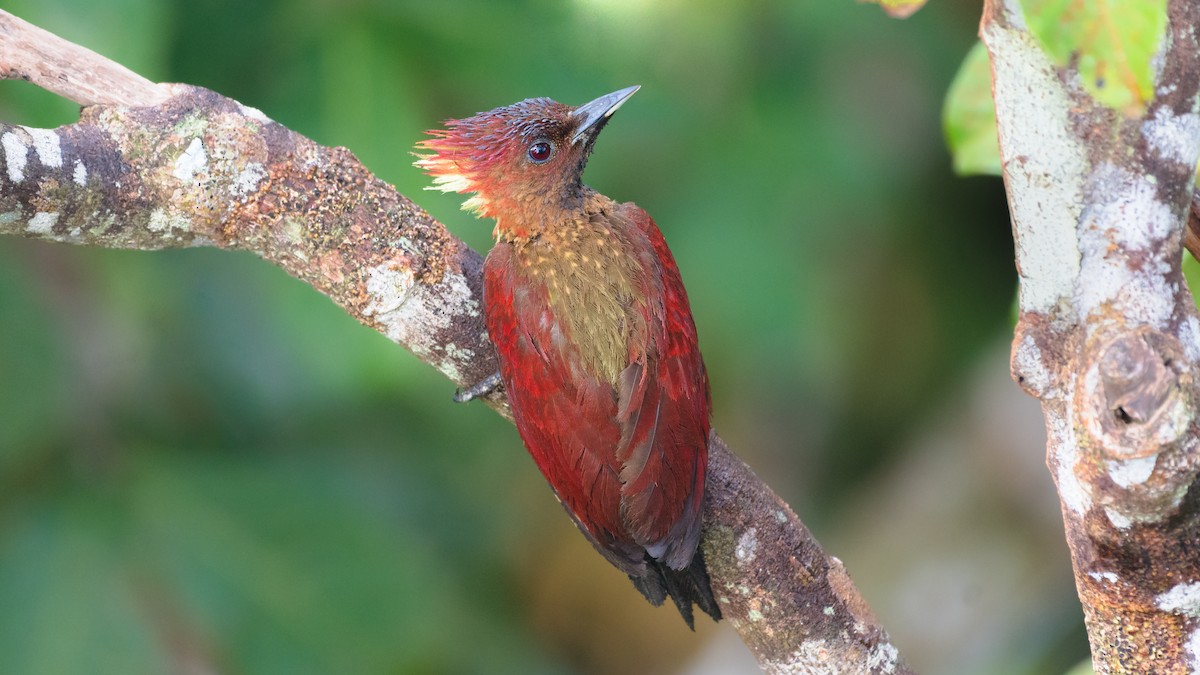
top-left (0, 9), bottom-right (908, 674)
top-left (984, 0), bottom-right (1200, 671)
top-left (0, 11), bottom-right (167, 107)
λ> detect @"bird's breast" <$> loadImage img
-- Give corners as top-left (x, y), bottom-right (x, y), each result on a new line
top-left (511, 218), bottom-right (651, 385)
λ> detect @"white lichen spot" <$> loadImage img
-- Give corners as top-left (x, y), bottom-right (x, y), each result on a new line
top-left (365, 264), bottom-right (418, 316)
top-left (1142, 107), bottom-right (1200, 165)
top-left (72, 160), bottom-right (88, 186)
top-left (1183, 315), bottom-right (1200, 362)
top-left (1105, 507), bottom-right (1133, 530)
top-left (1188, 626), bottom-right (1200, 672)
top-left (1089, 571), bottom-right (1120, 583)
top-left (1076, 252), bottom-right (1174, 328)
top-left (436, 352), bottom-right (467, 384)
top-left (1157, 582), bottom-right (1200, 617)
top-left (237, 103), bottom-right (272, 123)
top-left (174, 114), bottom-right (209, 139)
top-left (147, 208), bottom-right (191, 233)
top-left (735, 528), bottom-right (758, 564)
top-left (172, 138), bottom-right (207, 182)
top-left (364, 265), bottom-right (481, 380)
top-left (281, 217), bottom-right (305, 242)
top-left (1013, 334), bottom-right (1053, 396)
top-left (1107, 455), bottom-right (1157, 488)
top-left (822, 606), bottom-right (835, 616)
top-left (0, 211), bottom-right (19, 225)
top-left (3, 132), bottom-right (28, 182)
top-left (1103, 167), bottom-right (1176, 244)
top-left (27, 128), bottom-right (62, 169)
top-left (747, 609), bottom-right (764, 622)
top-left (443, 343), bottom-right (475, 363)
top-left (232, 163), bottom-right (267, 197)
top-left (1076, 164), bottom-right (1177, 327)
top-left (866, 642), bottom-right (899, 674)
top-left (774, 510), bottom-right (788, 524)
top-left (783, 640), bottom-right (836, 675)
top-left (148, 209), bottom-right (169, 232)
top-left (366, 264), bottom-right (487, 383)
top-left (1050, 414), bottom-right (1092, 515)
top-left (26, 212), bottom-right (58, 235)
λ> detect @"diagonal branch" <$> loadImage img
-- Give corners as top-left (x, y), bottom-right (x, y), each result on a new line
top-left (984, 0), bottom-right (1200, 672)
top-left (0, 9), bottom-right (908, 674)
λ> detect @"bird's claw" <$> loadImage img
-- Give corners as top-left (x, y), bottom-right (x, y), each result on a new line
top-left (454, 372), bottom-right (503, 403)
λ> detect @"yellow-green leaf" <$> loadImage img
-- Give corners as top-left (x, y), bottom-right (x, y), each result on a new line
top-left (1018, 0), bottom-right (1168, 115)
top-left (1185, 252), bottom-right (1200, 309)
top-left (945, 41), bottom-right (1002, 177)
top-left (860, 0), bottom-right (928, 19)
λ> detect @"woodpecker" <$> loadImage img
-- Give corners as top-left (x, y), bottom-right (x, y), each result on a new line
top-left (417, 87), bottom-right (719, 626)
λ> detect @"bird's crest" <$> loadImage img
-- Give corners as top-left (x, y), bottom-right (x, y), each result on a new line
top-left (414, 98), bottom-right (571, 216)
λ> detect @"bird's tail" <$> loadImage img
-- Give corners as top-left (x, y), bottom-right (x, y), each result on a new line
top-left (629, 547), bottom-right (722, 629)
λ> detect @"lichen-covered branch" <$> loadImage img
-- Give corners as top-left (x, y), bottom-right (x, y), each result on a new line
top-left (0, 9), bottom-right (908, 674)
top-left (983, 0), bottom-right (1200, 672)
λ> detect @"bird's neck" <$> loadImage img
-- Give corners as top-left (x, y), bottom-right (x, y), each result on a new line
top-left (491, 185), bottom-right (594, 243)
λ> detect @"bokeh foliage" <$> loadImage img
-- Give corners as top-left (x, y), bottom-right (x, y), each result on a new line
top-left (0, 1), bottom-right (1027, 673)
top-left (944, 41), bottom-right (1001, 177)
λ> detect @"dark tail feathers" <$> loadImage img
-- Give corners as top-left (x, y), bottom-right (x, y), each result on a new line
top-left (629, 547), bottom-right (721, 629)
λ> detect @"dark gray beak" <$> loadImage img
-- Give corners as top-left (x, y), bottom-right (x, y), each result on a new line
top-left (570, 85), bottom-right (640, 145)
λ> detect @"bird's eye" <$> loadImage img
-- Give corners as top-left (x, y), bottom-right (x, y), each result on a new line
top-left (528, 141), bottom-right (553, 163)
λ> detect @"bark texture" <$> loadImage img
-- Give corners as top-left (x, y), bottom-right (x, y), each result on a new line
top-left (984, 0), bottom-right (1200, 671)
top-left (0, 9), bottom-right (908, 674)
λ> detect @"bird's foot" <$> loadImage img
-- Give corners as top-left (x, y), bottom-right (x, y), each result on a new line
top-left (454, 372), bottom-right (503, 403)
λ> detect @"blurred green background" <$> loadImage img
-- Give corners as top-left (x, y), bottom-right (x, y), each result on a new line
top-left (0, 1), bottom-right (1089, 673)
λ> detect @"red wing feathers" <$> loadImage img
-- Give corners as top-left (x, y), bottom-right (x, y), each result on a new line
top-left (483, 205), bottom-right (710, 574)
top-left (484, 246), bottom-right (645, 572)
top-left (614, 204), bottom-right (710, 570)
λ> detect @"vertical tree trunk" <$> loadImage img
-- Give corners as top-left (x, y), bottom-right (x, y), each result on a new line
top-left (983, 0), bottom-right (1200, 671)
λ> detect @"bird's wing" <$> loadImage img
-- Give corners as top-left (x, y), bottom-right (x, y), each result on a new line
top-left (483, 244), bottom-right (647, 574)
top-left (614, 204), bottom-right (711, 570)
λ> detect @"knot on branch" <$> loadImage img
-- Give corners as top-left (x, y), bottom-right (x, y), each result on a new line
top-left (1081, 328), bottom-right (1191, 460)
top-left (1100, 334), bottom-right (1177, 436)
top-left (1074, 327), bottom-right (1200, 526)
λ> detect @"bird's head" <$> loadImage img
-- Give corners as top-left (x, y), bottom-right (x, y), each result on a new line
top-left (416, 86), bottom-right (639, 225)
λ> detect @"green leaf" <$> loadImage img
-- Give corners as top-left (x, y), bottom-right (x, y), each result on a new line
top-left (945, 41), bottom-right (1002, 177)
top-left (1185, 251), bottom-right (1200, 306)
top-left (1018, 0), bottom-right (1169, 114)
